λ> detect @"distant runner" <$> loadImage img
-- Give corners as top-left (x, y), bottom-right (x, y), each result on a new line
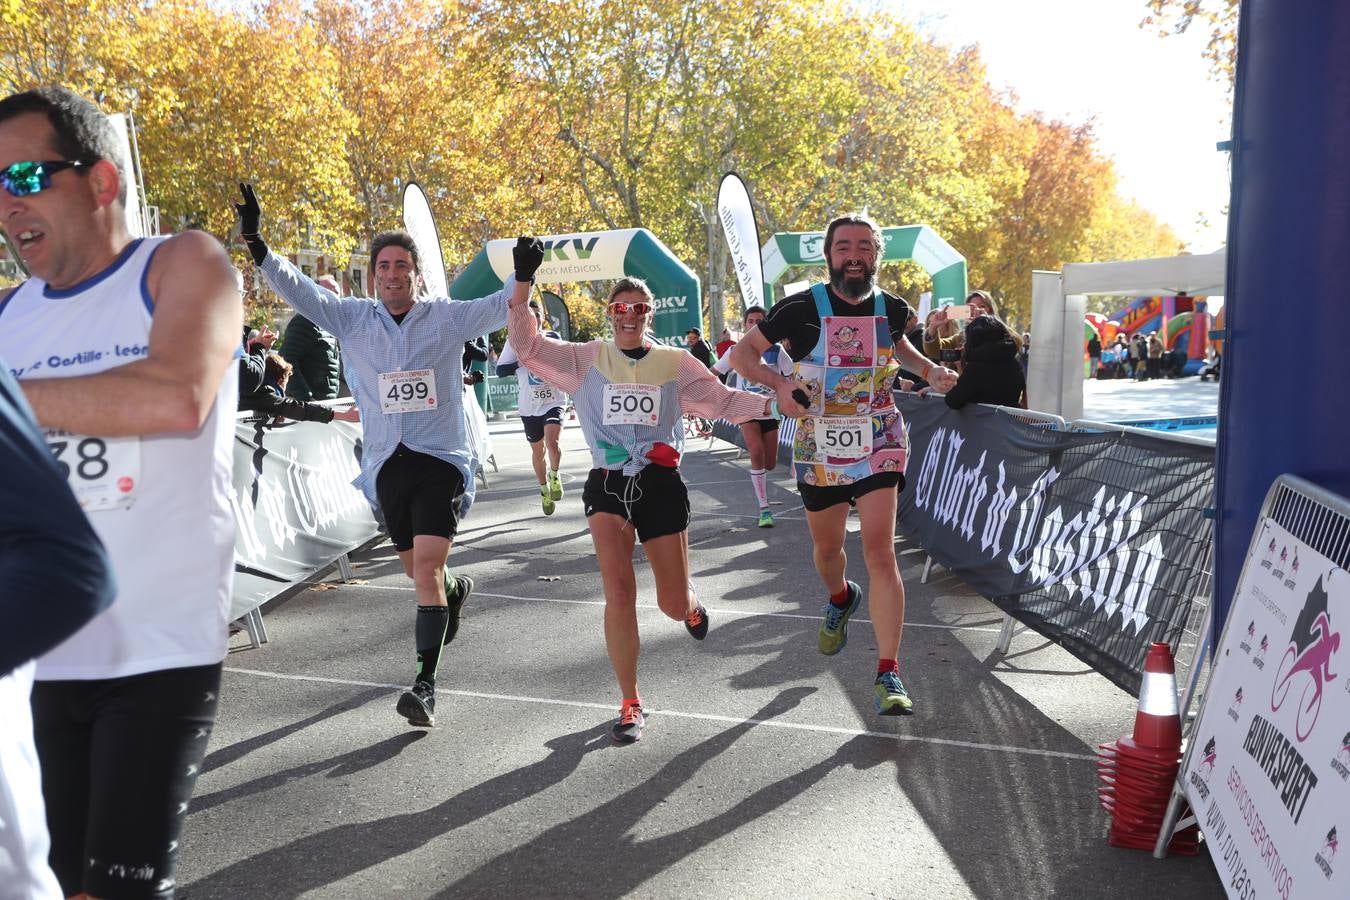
top-left (496, 299), bottom-right (566, 515)
top-left (712, 305), bottom-right (793, 527)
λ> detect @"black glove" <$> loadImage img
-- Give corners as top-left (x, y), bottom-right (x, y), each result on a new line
top-left (513, 236), bottom-right (544, 283)
top-left (234, 183), bottom-right (268, 266)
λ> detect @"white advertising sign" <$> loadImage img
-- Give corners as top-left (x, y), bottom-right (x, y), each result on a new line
top-left (717, 173), bottom-right (764, 309)
top-left (1182, 518), bottom-right (1348, 900)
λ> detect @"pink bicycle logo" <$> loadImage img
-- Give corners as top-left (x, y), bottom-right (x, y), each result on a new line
top-left (1271, 575), bottom-right (1340, 742)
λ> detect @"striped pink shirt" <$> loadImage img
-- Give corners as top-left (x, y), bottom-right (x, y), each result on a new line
top-left (507, 302), bottom-right (770, 424)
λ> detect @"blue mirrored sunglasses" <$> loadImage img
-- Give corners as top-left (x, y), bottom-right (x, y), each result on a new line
top-left (0, 160), bottom-right (88, 198)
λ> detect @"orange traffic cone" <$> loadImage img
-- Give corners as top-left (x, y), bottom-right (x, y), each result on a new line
top-left (1097, 642), bottom-right (1197, 855)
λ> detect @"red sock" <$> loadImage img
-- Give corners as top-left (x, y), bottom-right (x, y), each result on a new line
top-left (622, 696), bottom-right (641, 709)
top-left (877, 659), bottom-right (899, 676)
top-left (829, 585), bottom-right (851, 607)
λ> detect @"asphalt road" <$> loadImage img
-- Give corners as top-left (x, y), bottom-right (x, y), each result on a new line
top-left (178, 415), bottom-right (1225, 899)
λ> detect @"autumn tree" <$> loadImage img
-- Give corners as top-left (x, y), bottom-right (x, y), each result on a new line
top-left (1142, 0), bottom-right (1238, 92)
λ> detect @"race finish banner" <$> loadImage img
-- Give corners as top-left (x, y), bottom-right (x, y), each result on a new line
top-left (893, 394), bottom-right (1215, 696)
top-left (230, 416), bottom-right (381, 621)
top-left (1182, 518), bottom-right (1347, 900)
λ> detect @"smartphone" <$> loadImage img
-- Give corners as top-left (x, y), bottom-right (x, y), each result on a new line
top-left (944, 303), bottom-right (971, 320)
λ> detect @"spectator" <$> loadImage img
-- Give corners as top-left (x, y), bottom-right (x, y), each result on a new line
top-left (1087, 331), bottom-right (1102, 379)
top-left (685, 327), bottom-right (714, 367)
top-left (923, 289), bottom-right (1021, 374)
top-left (280, 275), bottom-right (341, 401)
top-left (239, 324), bottom-right (268, 396)
top-left (239, 353), bottom-right (360, 424)
top-left (1132, 333), bottom-right (1149, 380)
top-left (1114, 336), bottom-right (1130, 379)
top-left (1147, 332), bottom-right (1164, 379)
top-left (1019, 332), bottom-right (1030, 375)
top-left (944, 314), bottom-right (1027, 410)
top-left (715, 327), bottom-right (736, 360)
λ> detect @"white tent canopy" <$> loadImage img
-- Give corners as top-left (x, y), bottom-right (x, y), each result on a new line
top-left (1061, 249), bottom-right (1226, 297)
top-left (1028, 249), bottom-right (1226, 420)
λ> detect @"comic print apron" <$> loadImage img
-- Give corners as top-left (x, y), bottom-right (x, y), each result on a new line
top-left (791, 284), bottom-right (909, 487)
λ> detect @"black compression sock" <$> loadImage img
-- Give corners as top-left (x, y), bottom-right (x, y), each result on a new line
top-left (415, 606), bottom-right (451, 684)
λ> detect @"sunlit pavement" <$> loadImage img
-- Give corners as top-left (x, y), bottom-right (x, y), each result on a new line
top-left (178, 416), bottom-right (1224, 899)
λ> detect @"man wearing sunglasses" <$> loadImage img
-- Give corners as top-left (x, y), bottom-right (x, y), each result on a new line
top-left (729, 214), bottom-right (958, 718)
top-left (235, 184), bottom-right (541, 730)
top-left (0, 85), bottom-right (244, 899)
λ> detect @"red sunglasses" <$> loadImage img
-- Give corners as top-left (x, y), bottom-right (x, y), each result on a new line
top-left (608, 300), bottom-right (652, 316)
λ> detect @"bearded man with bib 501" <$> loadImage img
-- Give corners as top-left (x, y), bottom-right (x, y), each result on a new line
top-left (729, 214), bottom-right (957, 716)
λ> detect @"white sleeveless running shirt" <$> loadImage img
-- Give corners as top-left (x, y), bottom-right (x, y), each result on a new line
top-left (0, 237), bottom-right (236, 679)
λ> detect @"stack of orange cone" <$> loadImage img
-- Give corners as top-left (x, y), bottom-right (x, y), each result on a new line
top-left (1096, 642), bottom-right (1199, 854)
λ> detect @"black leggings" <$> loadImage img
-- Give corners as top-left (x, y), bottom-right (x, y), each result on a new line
top-left (31, 662), bottom-right (222, 899)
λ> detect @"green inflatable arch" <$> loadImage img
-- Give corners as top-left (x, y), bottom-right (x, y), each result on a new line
top-left (450, 229), bottom-right (701, 346)
top-left (760, 225), bottom-right (968, 307)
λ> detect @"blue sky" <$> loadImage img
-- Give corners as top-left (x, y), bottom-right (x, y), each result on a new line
top-left (890, 0), bottom-right (1233, 252)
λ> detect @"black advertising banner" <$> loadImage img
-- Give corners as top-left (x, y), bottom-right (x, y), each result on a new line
top-left (230, 417), bottom-right (382, 620)
top-left (894, 394), bottom-right (1214, 696)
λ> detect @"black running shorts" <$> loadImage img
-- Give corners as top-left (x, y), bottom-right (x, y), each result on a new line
top-left (31, 662), bottom-right (223, 899)
top-left (582, 465), bottom-right (690, 542)
top-left (745, 417), bottom-right (780, 434)
top-left (375, 444), bottom-right (467, 551)
top-left (797, 471), bottom-right (906, 512)
top-left (520, 407), bottom-right (563, 444)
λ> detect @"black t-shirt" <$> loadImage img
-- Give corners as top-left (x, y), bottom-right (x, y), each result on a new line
top-left (759, 286), bottom-right (915, 362)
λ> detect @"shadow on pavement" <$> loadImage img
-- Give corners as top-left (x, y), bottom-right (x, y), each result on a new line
top-left (182, 721), bottom-right (614, 898)
top-left (431, 687), bottom-right (846, 899)
top-left (193, 730), bottom-right (425, 815)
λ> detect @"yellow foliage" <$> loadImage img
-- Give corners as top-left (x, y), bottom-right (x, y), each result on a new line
top-left (0, 0), bottom-right (1182, 335)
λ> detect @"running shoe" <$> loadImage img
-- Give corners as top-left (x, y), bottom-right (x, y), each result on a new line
top-left (541, 484), bottom-right (556, 516)
top-left (443, 573), bottom-right (474, 645)
top-left (874, 670), bottom-right (914, 716)
top-left (612, 703), bottom-right (645, 743)
top-left (757, 509), bottom-right (774, 528)
top-left (818, 581), bottom-right (861, 656)
top-left (548, 470), bottom-right (564, 501)
top-left (684, 602), bottom-right (709, 640)
top-left (397, 680), bottom-right (436, 727)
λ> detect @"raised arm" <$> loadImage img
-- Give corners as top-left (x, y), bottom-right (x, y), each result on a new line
top-left (236, 183), bottom-right (358, 336)
top-left (505, 300), bottom-right (593, 395)
top-left (19, 230), bottom-right (242, 436)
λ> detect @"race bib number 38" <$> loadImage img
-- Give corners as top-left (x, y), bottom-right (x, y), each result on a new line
top-left (815, 417), bottom-right (872, 460)
top-left (603, 383), bottom-right (661, 426)
top-left (379, 369), bottom-right (438, 414)
top-left (45, 429), bottom-right (141, 511)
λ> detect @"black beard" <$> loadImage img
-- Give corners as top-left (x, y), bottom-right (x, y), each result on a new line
top-left (827, 260), bottom-right (877, 299)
